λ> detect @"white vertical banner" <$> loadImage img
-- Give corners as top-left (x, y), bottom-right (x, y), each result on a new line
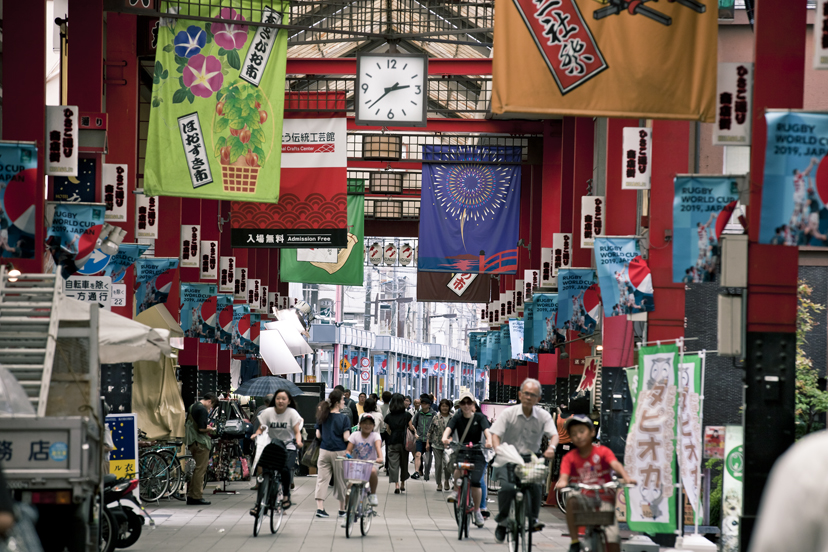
top-left (234, 267), bottom-right (247, 301)
top-left (219, 256), bottom-right (235, 293)
top-left (580, 197), bottom-right (604, 249)
top-left (622, 128), bottom-right (651, 190)
top-left (447, 273), bottom-right (478, 296)
top-left (552, 233), bottom-right (572, 276)
top-left (247, 279), bottom-right (261, 309)
top-left (134, 190), bottom-right (159, 239)
top-left (46, 105), bottom-right (79, 176)
top-left (102, 163), bottom-right (128, 221)
top-left (267, 291), bottom-right (278, 315)
top-left (524, 269), bottom-right (538, 302)
top-left (500, 292), bottom-right (510, 317)
top-left (515, 279), bottom-right (525, 310)
top-left (260, 285), bottom-right (269, 314)
top-left (721, 426), bottom-right (744, 552)
top-left (678, 355), bottom-right (703, 524)
top-left (713, 63), bottom-right (753, 146)
top-left (200, 240), bottom-right (218, 280)
top-left (815, 0), bottom-right (828, 69)
top-left (179, 225), bottom-right (200, 268)
top-left (540, 247), bottom-right (554, 287)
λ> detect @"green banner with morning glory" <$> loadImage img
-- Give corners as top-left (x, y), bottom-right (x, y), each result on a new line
top-left (144, 1), bottom-right (289, 202)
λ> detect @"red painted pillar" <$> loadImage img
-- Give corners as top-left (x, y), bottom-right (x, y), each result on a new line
top-left (648, 120), bottom-right (688, 343)
top-left (604, 119), bottom-right (640, 237)
top-left (105, 13), bottom-right (138, 319)
top-left (217, 201), bottom-right (234, 376)
top-left (569, 118), bottom-right (594, 268)
top-left (3, 0), bottom-right (47, 274)
top-left (199, 200), bottom-right (219, 372)
top-left (155, 196), bottom-right (181, 320)
top-left (179, 198), bottom-right (200, 366)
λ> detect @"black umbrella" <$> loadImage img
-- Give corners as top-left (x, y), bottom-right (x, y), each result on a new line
top-left (235, 376), bottom-right (303, 397)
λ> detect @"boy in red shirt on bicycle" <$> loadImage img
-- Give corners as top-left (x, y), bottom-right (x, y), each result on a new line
top-left (555, 415), bottom-right (636, 552)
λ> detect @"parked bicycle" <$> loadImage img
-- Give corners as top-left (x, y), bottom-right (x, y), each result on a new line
top-left (561, 480), bottom-right (633, 552)
top-left (504, 461), bottom-right (549, 552)
top-left (447, 442), bottom-right (484, 541)
top-left (136, 430), bottom-right (197, 503)
top-left (337, 457), bottom-right (383, 538)
top-left (251, 440), bottom-right (289, 537)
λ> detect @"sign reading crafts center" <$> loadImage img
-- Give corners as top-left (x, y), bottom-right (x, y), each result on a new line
top-left (143, 1), bottom-right (289, 202)
top-left (492, 0), bottom-right (717, 121)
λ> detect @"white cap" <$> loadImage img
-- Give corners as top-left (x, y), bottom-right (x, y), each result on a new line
top-left (456, 391), bottom-right (477, 405)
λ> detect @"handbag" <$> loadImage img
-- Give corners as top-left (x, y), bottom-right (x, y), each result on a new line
top-left (221, 418), bottom-right (245, 438)
top-left (302, 438), bottom-right (320, 468)
top-left (405, 427), bottom-right (417, 452)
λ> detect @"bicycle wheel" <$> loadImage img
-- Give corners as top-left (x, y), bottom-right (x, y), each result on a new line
top-left (521, 492), bottom-right (532, 552)
top-left (360, 493), bottom-right (373, 536)
top-left (172, 455), bottom-right (195, 501)
top-left (345, 485), bottom-right (360, 538)
top-left (99, 506), bottom-right (117, 552)
top-left (507, 496), bottom-right (521, 552)
top-left (270, 480), bottom-right (284, 534)
top-left (457, 477), bottom-right (470, 541)
top-left (157, 449), bottom-right (183, 497)
top-left (253, 474), bottom-right (269, 537)
top-left (584, 529), bottom-right (606, 552)
top-left (556, 487), bottom-right (568, 514)
top-left (139, 452), bottom-right (168, 503)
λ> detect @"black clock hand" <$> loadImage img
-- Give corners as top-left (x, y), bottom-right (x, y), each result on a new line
top-left (368, 83), bottom-right (412, 108)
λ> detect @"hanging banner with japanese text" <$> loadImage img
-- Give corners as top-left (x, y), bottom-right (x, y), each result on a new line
top-left (230, 115), bottom-right (348, 247)
top-left (625, 343), bottom-right (678, 534)
top-left (416, 271), bottom-right (490, 303)
top-left (144, 0), bottom-right (289, 202)
top-left (492, 0), bottom-right (717, 121)
top-left (200, 240), bottom-right (218, 279)
top-left (524, 269), bottom-right (539, 302)
top-left (418, 146), bottom-right (521, 274)
top-left (0, 143), bottom-right (38, 260)
top-left (135, 258), bottom-right (179, 315)
top-left (815, 0), bottom-right (828, 69)
top-left (280, 192), bottom-right (364, 285)
top-left (101, 243), bottom-right (150, 283)
top-left (720, 425), bottom-right (743, 552)
top-left (580, 197), bottom-right (604, 249)
top-left (46, 106), bottom-right (78, 176)
top-left (594, 237), bottom-right (654, 316)
top-left (673, 176), bottom-right (739, 282)
top-left (508, 319), bottom-right (524, 360)
top-left (64, 276), bottom-right (112, 310)
top-left (678, 354), bottom-right (703, 524)
top-left (180, 283), bottom-right (218, 341)
top-left (106, 414), bottom-right (138, 481)
top-left (557, 269), bottom-right (601, 334)
top-left (233, 266), bottom-right (248, 300)
top-left (103, 163), bottom-right (128, 222)
top-left (180, 225), bottom-right (201, 268)
top-left (46, 203), bottom-right (106, 277)
top-left (219, 256), bottom-right (236, 292)
top-left (622, 128), bottom-right (651, 190)
top-left (759, 112), bottom-right (828, 247)
top-left (134, 190), bottom-right (159, 239)
top-left (532, 293), bottom-right (559, 353)
top-left (713, 63), bottom-right (753, 146)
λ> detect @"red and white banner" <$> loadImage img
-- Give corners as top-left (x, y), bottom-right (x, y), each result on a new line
top-left (622, 128), bottom-right (651, 190)
top-left (180, 225), bottom-right (200, 268)
top-left (713, 63), bottom-right (753, 146)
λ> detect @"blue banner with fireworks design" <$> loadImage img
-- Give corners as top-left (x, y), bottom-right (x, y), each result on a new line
top-left (418, 145), bottom-right (521, 274)
top-left (557, 269), bottom-right (602, 335)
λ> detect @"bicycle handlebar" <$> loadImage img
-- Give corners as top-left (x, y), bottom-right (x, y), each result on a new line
top-left (446, 442), bottom-right (485, 451)
top-left (563, 481), bottom-right (636, 493)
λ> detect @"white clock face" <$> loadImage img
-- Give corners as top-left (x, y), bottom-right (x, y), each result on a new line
top-left (356, 54), bottom-right (428, 127)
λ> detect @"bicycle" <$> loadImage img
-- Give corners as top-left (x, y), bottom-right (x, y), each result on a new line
top-left (136, 436), bottom-right (196, 502)
top-left (504, 461), bottom-right (549, 552)
top-left (336, 457), bottom-right (382, 538)
top-left (252, 441), bottom-right (289, 537)
top-left (447, 442), bottom-right (484, 541)
top-left (562, 481), bottom-right (632, 552)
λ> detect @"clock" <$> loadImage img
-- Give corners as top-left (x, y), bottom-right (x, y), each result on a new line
top-left (355, 53), bottom-right (428, 127)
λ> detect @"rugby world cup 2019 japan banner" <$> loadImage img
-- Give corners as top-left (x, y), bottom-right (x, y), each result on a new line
top-left (594, 237), bottom-right (654, 316)
top-left (492, 0), bottom-right (717, 121)
top-left (679, 354), bottom-right (703, 524)
top-left (216, 294), bottom-right (234, 348)
top-left (557, 269), bottom-right (601, 335)
top-left (508, 319), bottom-right (524, 360)
top-left (0, 143), bottom-right (37, 260)
top-left (134, 258), bottom-right (179, 315)
top-left (532, 294), bottom-right (560, 352)
top-left (46, 203), bottom-right (108, 278)
top-left (180, 283), bottom-right (218, 341)
top-left (625, 344), bottom-right (678, 533)
top-left (673, 176), bottom-right (739, 283)
top-left (760, 112), bottom-right (828, 247)
top-left (230, 115), bottom-right (348, 248)
top-left (500, 324), bottom-right (511, 365)
top-left (100, 244), bottom-right (150, 284)
top-left (418, 146), bottom-right (521, 274)
top-left (374, 354), bottom-right (387, 376)
top-left (280, 191), bottom-right (364, 285)
top-left (144, 1), bottom-right (289, 202)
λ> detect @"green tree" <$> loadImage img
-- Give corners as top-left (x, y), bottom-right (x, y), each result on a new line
top-left (796, 281), bottom-right (828, 439)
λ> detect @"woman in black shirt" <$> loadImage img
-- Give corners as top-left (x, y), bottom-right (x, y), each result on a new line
top-left (384, 393), bottom-right (412, 494)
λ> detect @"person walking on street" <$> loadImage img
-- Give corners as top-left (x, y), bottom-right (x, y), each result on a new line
top-left (555, 404), bottom-right (573, 477)
top-left (380, 391), bottom-right (393, 471)
top-left (363, 397), bottom-right (384, 433)
top-left (441, 391), bottom-right (492, 528)
top-left (385, 393), bottom-right (413, 494)
top-left (185, 393), bottom-right (218, 505)
top-left (409, 394), bottom-right (435, 480)
top-left (490, 379), bottom-right (558, 542)
top-left (314, 389), bottom-right (351, 519)
top-left (427, 399), bottom-right (453, 491)
top-left (337, 386), bottom-right (359, 425)
top-left (404, 396), bottom-right (413, 415)
top-left (250, 390), bottom-right (303, 515)
top-left (357, 392), bottom-right (367, 417)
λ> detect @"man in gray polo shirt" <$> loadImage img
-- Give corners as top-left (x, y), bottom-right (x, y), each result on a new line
top-left (490, 378), bottom-right (558, 542)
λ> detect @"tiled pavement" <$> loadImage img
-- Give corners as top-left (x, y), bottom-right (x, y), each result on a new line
top-left (132, 468), bottom-right (573, 552)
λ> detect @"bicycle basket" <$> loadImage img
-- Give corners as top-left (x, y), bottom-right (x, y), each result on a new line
top-left (340, 459), bottom-right (373, 482)
top-left (258, 441), bottom-right (288, 471)
top-left (572, 509), bottom-right (616, 526)
top-left (514, 463), bottom-right (549, 485)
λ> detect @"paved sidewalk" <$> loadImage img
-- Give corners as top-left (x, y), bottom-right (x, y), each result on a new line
top-left (132, 469), bottom-right (573, 552)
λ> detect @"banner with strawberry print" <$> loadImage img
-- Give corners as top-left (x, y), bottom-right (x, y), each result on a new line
top-left (144, 1), bottom-right (289, 202)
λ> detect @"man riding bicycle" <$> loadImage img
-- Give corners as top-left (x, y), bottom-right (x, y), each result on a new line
top-left (489, 378), bottom-right (558, 543)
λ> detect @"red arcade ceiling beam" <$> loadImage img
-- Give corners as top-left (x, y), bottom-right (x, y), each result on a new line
top-left (286, 57), bottom-right (492, 76)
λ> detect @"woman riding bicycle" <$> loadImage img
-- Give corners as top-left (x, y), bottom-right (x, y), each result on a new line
top-left (250, 390), bottom-right (303, 516)
top-left (441, 391), bottom-right (492, 528)
top-left (345, 415), bottom-right (384, 507)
